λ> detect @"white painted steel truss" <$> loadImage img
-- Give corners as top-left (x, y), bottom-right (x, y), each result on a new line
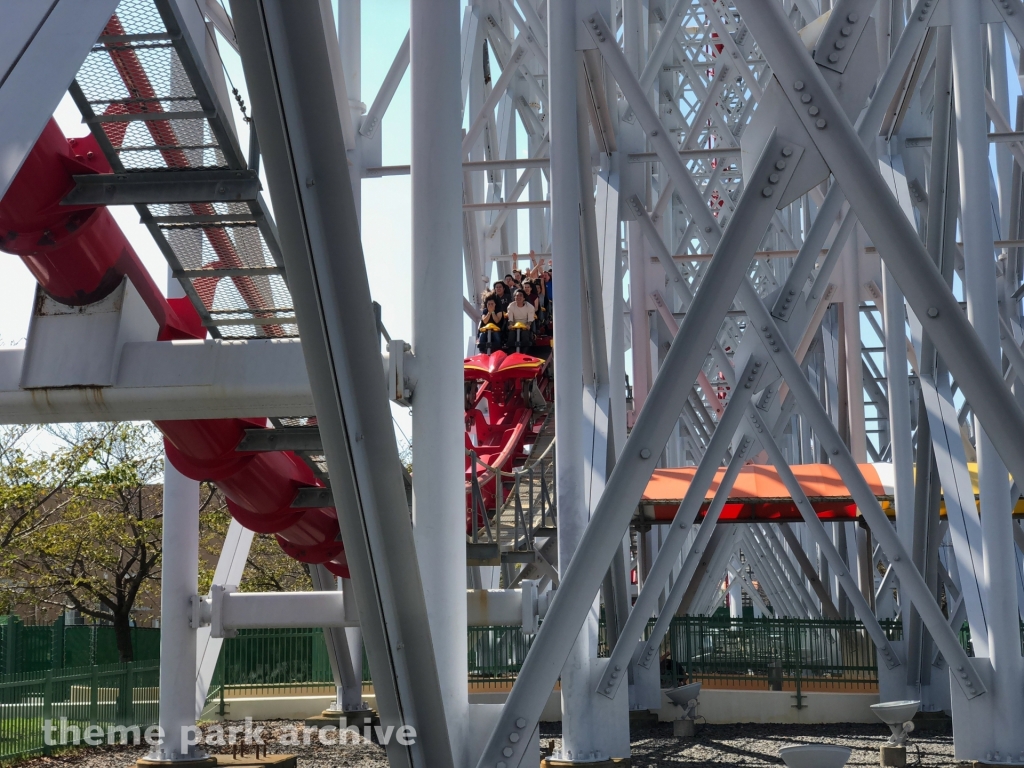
top-left (5, 0), bottom-right (1024, 765)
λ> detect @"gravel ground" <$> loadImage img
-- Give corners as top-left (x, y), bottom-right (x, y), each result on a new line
top-left (12, 721), bottom-right (388, 768)
top-left (12, 720), bottom-right (958, 767)
top-left (542, 722), bottom-right (958, 767)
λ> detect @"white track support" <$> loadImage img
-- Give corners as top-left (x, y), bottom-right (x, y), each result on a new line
top-left (0, 0), bottom-right (120, 199)
top-left (309, 566), bottom-right (364, 713)
top-left (149, 459), bottom-right (207, 762)
top-left (951, 0), bottom-right (1024, 752)
top-left (550, 3), bottom-right (616, 761)
top-left (195, 519), bottom-right (253, 718)
top-left (409, 0), bottom-right (468, 759)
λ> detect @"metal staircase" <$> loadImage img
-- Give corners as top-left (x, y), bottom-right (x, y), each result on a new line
top-left (467, 413), bottom-right (558, 584)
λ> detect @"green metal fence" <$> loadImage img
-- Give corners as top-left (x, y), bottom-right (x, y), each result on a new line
top-left (0, 661), bottom-right (159, 763)
top-left (467, 626), bottom-right (535, 688)
top-left (216, 627), bottom-right (334, 686)
top-left (7, 614), bottom-right (978, 714)
top-left (205, 627), bottom-right (365, 706)
top-left (0, 617), bottom-right (159, 674)
top-left (661, 616), bottom-right (892, 694)
top-left (0, 615), bottom-right (953, 762)
top-left (4, 616), bottom-right (902, 693)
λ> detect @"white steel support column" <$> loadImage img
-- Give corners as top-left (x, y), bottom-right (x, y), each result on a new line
top-left (551, 3), bottom-right (599, 762)
top-left (951, 0), bottom-right (1024, 743)
top-left (334, 5), bottom-right (366, 711)
top-left (147, 460), bottom-right (206, 763)
top-left (841, 232), bottom-right (866, 462)
top-left (841, 230), bottom-right (872, 604)
top-left (341, 577), bottom-right (364, 710)
top-left (337, 0), bottom-right (362, 217)
top-left (627, 223), bottom-right (651, 416)
top-left (988, 23), bottom-right (1013, 238)
top-left (883, 266), bottom-right (914, 554)
top-left (728, 574), bottom-right (742, 618)
top-left (410, 0), bottom-right (467, 759)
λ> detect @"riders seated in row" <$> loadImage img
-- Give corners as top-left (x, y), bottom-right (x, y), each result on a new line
top-left (478, 290), bottom-right (538, 353)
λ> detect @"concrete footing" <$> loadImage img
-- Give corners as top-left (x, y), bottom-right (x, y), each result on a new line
top-left (879, 745), bottom-right (907, 767)
top-left (206, 688), bottom-right (882, 725)
top-left (136, 757), bottom-right (217, 767)
top-left (303, 708), bottom-right (378, 728)
top-left (673, 719), bottom-right (696, 738)
top-left (540, 759), bottom-right (630, 768)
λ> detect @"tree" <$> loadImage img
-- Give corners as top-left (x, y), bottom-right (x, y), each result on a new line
top-left (1, 422), bottom-right (313, 662)
top-left (1, 423), bottom-right (166, 661)
top-left (199, 503), bottom-right (312, 594)
top-left (0, 425), bottom-right (93, 559)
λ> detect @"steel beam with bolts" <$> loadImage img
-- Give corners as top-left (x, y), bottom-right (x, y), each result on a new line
top-left (229, 3), bottom-right (453, 766)
top-left (475, 132), bottom-right (804, 766)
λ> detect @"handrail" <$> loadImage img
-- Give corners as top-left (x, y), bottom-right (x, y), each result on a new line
top-left (466, 428), bottom-right (557, 550)
top-left (465, 436), bottom-right (555, 475)
top-left (464, 409), bottom-right (533, 485)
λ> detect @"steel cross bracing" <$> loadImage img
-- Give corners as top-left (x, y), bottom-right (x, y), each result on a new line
top-left (6, 0), bottom-right (1024, 765)
top-left (470, 0), bottom-right (1024, 765)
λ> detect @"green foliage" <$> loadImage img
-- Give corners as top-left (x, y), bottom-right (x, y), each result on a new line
top-left (0, 422), bottom-right (313, 661)
top-left (199, 504), bottom-right (311, 594)
top-left (0, 424), bottom-right (164, 660)
top-left (0, 425), bottom-right (94, 589)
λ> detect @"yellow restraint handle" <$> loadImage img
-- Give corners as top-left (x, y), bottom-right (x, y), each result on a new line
top-left (509, 322), bottom-right (531, 331)
top-left (479, 323), bottom-right (502, 332)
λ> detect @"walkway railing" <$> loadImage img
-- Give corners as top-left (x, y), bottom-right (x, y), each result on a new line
top-left (467, 432), bottom-right (556, 555)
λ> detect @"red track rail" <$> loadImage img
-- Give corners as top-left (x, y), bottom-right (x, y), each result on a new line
top-left (0, 119), bottom-right (349, 577)
top-left (463, 350), bottom-right (549, 526)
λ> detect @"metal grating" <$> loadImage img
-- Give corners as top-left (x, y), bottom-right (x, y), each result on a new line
top-left (68, 0), bottom-right (294, 339)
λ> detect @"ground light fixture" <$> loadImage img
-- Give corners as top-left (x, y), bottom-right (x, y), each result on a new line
top-left (870, 700), bottom-right (920, 768)
top-left (666, 682), bottom-right (702, 738)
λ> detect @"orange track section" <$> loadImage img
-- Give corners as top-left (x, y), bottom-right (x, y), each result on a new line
top-left (641, 463), bottom-right (889, 523)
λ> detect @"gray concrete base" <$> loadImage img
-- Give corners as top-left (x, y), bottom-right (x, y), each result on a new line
top-left (879, 745), bottom-right (907, 767)
top-left (138, 756), bottom-right (296, 767)
top-left (209, 688), bottom-right (880, 725)
top-left (302, 708), bottom-right (378, 728)
top-left (136, 757), bottom-right (217, 767)
top-left (661, 688), bottom-right (880, 724)
top-left (673, 719), bottom-right (696, 738)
